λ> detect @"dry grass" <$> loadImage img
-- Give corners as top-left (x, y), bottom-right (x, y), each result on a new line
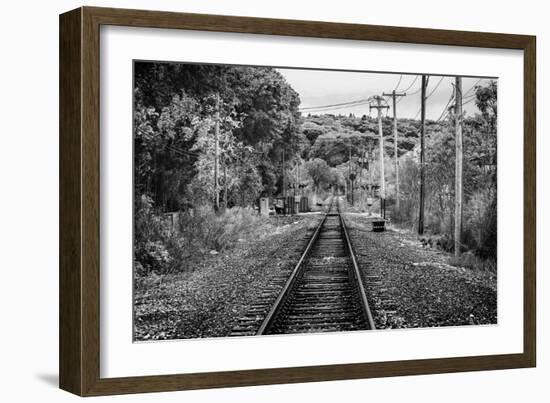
top-left (449, 252), bottom-right (497, 273)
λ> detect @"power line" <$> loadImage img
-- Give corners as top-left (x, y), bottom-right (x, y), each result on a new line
top-left (301, 75), bottom-right (421, 112)
top-left (436, 86), bottom-right (456, 122)
top-left (436, 99), bottom-right (454, 122)
top-left (434, 77), bottom-right (488, 122)
top-left (301, 101), bottom-right (371, 113)
top-left (300, 74), bottom-right (460, 114)
top-left (426, 76), bottom-right (445, 99)
top-left (306, 77), bottom-right (488, 120)
top-left (304, 96), bottom-right (387, 113)
top-left (299, 98), bottom-right (370, 111)
top-left (382, 74), bottom-right (404, 104)
top-left (412, 76), bottom-right (445, 121)
top-left (439, 109), bottom-right (451, 122)
top-left (393, 74), bottom-right (403, 92)
top-left (407, 86), bottom-right (423, 96)
top-left (463, 78), bottom-right (483, 97)
top-left (402, 75), bottom-right (419, 93)
top-left (395, 76), bottom-right (421, 104)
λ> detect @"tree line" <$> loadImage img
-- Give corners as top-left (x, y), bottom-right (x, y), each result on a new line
top-left (134, 62), bottom-right (305, 212)
top-left (133, 62), bottom-right (497, 274)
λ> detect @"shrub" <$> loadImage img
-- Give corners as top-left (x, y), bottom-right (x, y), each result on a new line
top-left (134, 194), bottom-right (174, 275)
top-left (449, 251), bottom-right (496, 273)
top-left (183, 206), bottom-right (263, 252)
top-left (463, 188), bottom-right (497, 259)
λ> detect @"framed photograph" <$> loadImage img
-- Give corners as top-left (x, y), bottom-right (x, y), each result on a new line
top-left (59, 6), bottom-right (536, 396)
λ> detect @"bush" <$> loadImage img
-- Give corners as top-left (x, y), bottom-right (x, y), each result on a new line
top-left (134, 196), bottom-right (270, 276)
top-left (180, 206), bottom-right (263, 252)
top-left (463, 188), bottom-right (497, 259)
top-left (134, 195), bottom-right (175, 275)
top-left (449, 251), bottom-right (496, 273)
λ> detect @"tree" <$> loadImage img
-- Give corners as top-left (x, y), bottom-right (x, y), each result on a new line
top-left (305, 158), bottom-right (339, 191)
top-left (301, 121), bottom-right (326, 143)
top-left (133, 62), bottom-right (303, 210)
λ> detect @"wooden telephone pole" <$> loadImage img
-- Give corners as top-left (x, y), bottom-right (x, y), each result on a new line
top-left (360, 144), bottom-right (365, 202)
top-left (282, 147), bottom-right (286, 198)
top-left (382, 90), bottom-right (406, 213)
top-left (214, 92), bottom-right (220, 211)
top-left (454, 77), bottom-right (463, 256)
top-left (348, 144), bottom-right (352, 204)
top-left (294, 161), bottom-right (298, 197)
top-left (369, 96), bottom-right (389, 217)
top-left (418, 76), bottom-right (428, 235)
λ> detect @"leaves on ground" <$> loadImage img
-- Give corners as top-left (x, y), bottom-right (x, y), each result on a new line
top-left (134, 216), bottom-right (317, 341)
top-left (345, 214), bottom-right (497, 329)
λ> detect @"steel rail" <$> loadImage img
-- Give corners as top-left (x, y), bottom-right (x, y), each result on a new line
top-left (338, 201), bottom-right (376, 330)
top-left (256, 200), bottom-right (333, 335)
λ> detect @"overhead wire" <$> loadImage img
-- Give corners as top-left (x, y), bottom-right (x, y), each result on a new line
top-left (299, 98), bottom-right (370, 112)
top-left (296, 75), bottom-right (488, 118)
top-left (301, 101), bottom-right (371, 113)
top-left (401, 75), bottom-right (419, 93)
top-left (393, 74), bottom-right (403, 91)
top-left (463, 78), bottom-right (484, 97)
top-left (426, 76), bottom-right (445, 99)
top-left (435, 78), bottom-right (485, 122)
top-left (383, 74), bottom-right (404, 103)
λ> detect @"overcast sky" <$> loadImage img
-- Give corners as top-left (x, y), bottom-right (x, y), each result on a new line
top-left (277, 68), bottom-right (494, 121)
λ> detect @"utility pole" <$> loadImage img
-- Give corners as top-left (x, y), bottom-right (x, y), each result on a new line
top-left (282, 147), bottom-right (286, 199)
top-left (454, 77), bottom-right (463, 257)
top-left (418, 75), bottom-right (428, 235)
top-left (214, 92), bottom-right (220, 211)
top-left (348, 144), bottom-right (352, 204)
top-left (360, 143), bottom-right (365, 202)
top-left (383, 90), bottom-right (406, 213)
top-left (369, 95), bottom-right (389, 217)
top-left (294, 162), bottom-right (300, 199)
top-left (368, 144), bottom-right (374, 194)
top-left (298, 162), bottom-right (302, 196)
top-left (223, 162), bottom-right (228, 211)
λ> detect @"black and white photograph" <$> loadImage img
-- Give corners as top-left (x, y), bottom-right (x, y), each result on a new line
top-left (133, 61), bottom-right (498, 341)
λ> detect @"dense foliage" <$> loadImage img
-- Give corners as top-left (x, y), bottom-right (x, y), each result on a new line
top-left (134, 62), bottom-right (302, 212)
top-left (296, 85), bottom-right (497, 260)
top-left (134, 62), bottom-right (498, 274)
top-left (134, 62), bottom-right (307, 273)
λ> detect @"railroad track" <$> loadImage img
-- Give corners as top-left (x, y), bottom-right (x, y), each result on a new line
top-left (230, 196), bottom-right (375, 336)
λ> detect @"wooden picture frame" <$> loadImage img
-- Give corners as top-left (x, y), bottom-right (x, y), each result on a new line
top-left (59, 6), bottom-right (536, 396)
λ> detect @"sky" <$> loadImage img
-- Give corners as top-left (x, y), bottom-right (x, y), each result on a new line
top-left (277, 68), bottom-right (494, 121)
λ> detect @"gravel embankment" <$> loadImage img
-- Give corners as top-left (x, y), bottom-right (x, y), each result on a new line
top-left (344, 213), bottom-right (497, 329)
top-left (134, 214), bottom-right (321, 341)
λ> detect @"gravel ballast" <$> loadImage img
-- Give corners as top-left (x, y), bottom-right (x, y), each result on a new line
top-left (134, 215), bottom-right (321, 341)
top-left (343, 213), bottom-right (497, 329)
top-left (135, 208), bottom-right (497, 340)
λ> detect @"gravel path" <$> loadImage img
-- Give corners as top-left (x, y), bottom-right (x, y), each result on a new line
top-left (134, 215), bottom-right (321, 341)
top-left (344, 213), bottom-right (497, 329)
